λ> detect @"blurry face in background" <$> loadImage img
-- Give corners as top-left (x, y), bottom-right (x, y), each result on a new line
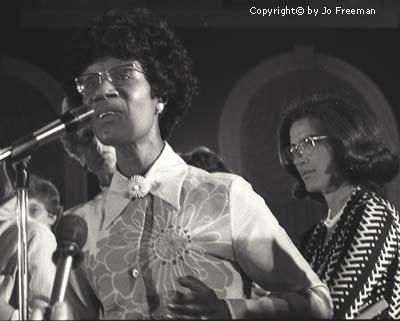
top-left (28, 198), bottom-right (56, 229)
top-left (77, 135), bottom-right (117, 177)
top-left (289, 117), bottom-right (344, 195)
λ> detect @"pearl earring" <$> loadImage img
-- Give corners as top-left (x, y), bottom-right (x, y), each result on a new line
top-left (156, 102), bottom-right (164, 114)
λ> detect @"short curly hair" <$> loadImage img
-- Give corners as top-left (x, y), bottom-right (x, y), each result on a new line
top-left (28, 174), bottom-right (62, 221)
top-left (278, 94), bottom-right (399, 200)
top-left (62, 8), bottom-right (198, 140)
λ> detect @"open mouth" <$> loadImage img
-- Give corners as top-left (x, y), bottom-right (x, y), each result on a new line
top-left (98, 111), bottom-right (118, 119)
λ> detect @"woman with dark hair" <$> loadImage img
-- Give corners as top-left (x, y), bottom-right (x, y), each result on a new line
top-left (60, 8), bottom-right (332, 320)
top-left (278, 94), bottom-right (400, 318)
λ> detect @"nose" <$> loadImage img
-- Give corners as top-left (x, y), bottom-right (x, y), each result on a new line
top-left (90, 76), bottom-right (119, 102)
top-left (292, 153), bottom-right (309, 166)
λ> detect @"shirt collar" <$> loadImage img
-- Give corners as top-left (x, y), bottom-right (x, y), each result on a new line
top-left (103, 142), bottom-right (187, 229)
top-left (144, 142), bottom-right (187, 209)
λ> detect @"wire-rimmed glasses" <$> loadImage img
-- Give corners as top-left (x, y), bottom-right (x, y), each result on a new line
top-left (75, 63), bottom-right (146, 96)
top-left (286, 135), bottom-right (328, 161)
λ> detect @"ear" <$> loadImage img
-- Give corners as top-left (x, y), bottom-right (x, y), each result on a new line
top-left (155, 100), bottom-right (165, 115)
top-left (159, 96), bottom-right (168, 106)
top-left (48, 213), bottom-right (57, 225)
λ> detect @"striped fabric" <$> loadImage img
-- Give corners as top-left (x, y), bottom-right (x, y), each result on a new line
top-left (300, 187), bottom-right (400, 319)
top-left (0, 196), bottom-right (57, 315)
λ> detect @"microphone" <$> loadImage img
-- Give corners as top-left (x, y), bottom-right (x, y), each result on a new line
top-left (0, 106), bottom-right (94, 162)
top-left (49, 214), bottom-right (88, 308)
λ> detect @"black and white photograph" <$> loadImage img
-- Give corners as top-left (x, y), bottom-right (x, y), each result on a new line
top-left (0, 0), bottom-right (399, 319)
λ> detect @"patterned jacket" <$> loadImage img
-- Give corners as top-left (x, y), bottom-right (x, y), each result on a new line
top-left (64, 142), bottom-right (332, 319)
top-left (300, 186), bottom-right (400, 318)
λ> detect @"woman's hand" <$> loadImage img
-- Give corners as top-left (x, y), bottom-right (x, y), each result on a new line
top-left (165, 275), bottom-right (231, 320)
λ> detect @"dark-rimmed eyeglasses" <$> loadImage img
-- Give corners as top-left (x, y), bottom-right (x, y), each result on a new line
top-left (75, 63), bottom-right (146, 96)
top-left (286, 135), bottom-right (328, 161)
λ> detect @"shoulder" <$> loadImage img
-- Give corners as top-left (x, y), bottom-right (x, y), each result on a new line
top-left (26, 219), bottom-right (54, 237)
top-left (183, 166), bottom-right (257, 200)
top-left (358, 189), bottom-right (397, 215)
top-left (25, 220), bottom-right (57, 251)
top-left (64, 193), bottom-right (103, 219)
top-left (0, 219), bottom-right (54, 238)
top-left (180, 167), bottom-right (265, 211)
top-left (185, 165), bottom-right (246, 188)
top-left (352, 189), bottom-right (399, 228)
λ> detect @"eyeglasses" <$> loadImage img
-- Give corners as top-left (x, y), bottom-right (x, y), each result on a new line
top-left (75, 63), bottom-right (146, 96)
top-left (286, 135), bottom-right (328, 161)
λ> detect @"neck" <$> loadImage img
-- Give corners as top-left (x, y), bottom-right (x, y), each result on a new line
top-left (115, 137), bottom-right (164, 178)
top-left (323, 181), bottom-right (355, 220)
top-left (97, 172), bottom-right (113, 188)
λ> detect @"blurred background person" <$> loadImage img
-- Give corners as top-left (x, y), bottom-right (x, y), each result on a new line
top-left (278, 94), bottom-right (400, 319)
top-left (60, 96), bottom-right (116, 191)
top-left (180, 145), bottom-right (232, 173)
top-left (58, 95), bottom-right (118, 321)
top-left (28, 174), bottom-right (63, 232)
top-left (60, 8), bottom-right (332, 320)
top-left (60, 95), bottom-right (117, 223)
top-left (0, 162), bottom-right (58, 319)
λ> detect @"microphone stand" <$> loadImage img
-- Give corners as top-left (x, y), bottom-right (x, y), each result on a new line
top-left (0, 105), bottom-right (94, 319)
top-left (14, 157), bottom-right (30, 321)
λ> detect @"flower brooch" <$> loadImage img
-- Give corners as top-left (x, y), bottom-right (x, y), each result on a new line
top-left (127, 175), bottom-right (150, 199)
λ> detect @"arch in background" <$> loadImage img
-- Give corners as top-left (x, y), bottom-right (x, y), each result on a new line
top-left (0, 56), bottom-right (87, 208)
top-left (218, 46), bottom-right (400, 241)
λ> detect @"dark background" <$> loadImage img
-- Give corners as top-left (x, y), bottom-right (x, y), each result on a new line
top-left (1, 0), bottom-right (400, 243)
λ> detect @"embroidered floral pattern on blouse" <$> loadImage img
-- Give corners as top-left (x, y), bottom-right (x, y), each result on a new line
top-left (85, 181), bottom-right (234, 319)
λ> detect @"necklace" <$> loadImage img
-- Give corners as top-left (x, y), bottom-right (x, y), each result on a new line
top-left (324, 186), bottom-right (357, 228)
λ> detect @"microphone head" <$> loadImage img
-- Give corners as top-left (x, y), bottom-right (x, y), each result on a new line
top-left (61, 105), bottom-right (94, 134)
top-left (53, 214), bottom-right (88, 267)
top-left (55, 214), bottom-right (88, 248)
